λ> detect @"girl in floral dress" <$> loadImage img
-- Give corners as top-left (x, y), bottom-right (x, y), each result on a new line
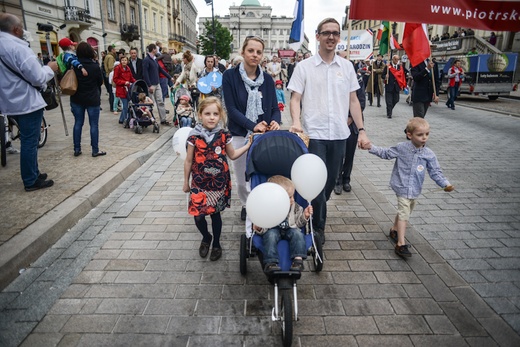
top-left (183, 97), bottom-right (251, 261)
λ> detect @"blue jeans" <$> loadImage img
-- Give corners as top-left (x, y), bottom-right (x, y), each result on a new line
top-left (12, 109), bottom-right (44, 187)
top-left (118, 98), bottom-right (129, 123)
top-left (179, 116), bottom-right (192, 128)
top-left (447, 85), bottom-right (459, 109)
top-left (308, 139), bottom-right (347, 230)
top-left (263, 227), bottom-right (307, 265)
top-left (71, 101), bottom-right (100, 154)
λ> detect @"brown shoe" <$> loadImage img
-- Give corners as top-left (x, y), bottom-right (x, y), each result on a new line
top-left (209, 248), bottom-right (222, 261)
top-left (199, 236), bottom-right (212, 258)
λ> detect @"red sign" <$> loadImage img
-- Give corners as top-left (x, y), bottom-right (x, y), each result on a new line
top-left (278, 50), bottom-right (296, 58)
top-left (350, 0), bottom-right (520, 32)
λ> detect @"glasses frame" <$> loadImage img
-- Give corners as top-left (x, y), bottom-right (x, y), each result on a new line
top-left (318, 31), bottom-right (341, 38)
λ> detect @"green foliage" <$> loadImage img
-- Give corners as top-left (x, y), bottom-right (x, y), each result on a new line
top-left (198, 19), bottom-right (233, 59)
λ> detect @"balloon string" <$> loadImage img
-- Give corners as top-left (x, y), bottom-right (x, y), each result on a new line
top-left (308, 200), bottom-right (322, 266)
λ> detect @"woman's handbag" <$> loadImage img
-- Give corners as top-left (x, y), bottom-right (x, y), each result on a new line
top-left (60, 69), bottom-right (78, 95)
top-left (41, 85), bottom-right (59, 110)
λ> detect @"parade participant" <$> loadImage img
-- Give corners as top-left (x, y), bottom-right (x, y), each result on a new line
top-left (364, 118), bottom-right (454, 257)
top-left (411, 59), bottom-right (439, 118)
top-left (222, 36), bottom-right (281, 223)
top-left (382, 55), bottom-right (407, 119)
top-left (183, 97), bottom-right (251, 261)
top-left (446, 59), bottom-right (464, 110)
top-left (0, 13), bottom-right (58, 191)
top-left (288, 18), bottom-right (369, 243)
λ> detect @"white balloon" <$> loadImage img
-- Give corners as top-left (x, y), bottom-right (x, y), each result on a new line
top-left (291, 154), bottom-right (327, 201)
top-left (171, 127), bottom-right (193, 159)
top-left (246, 182), bottom-right (290, 229)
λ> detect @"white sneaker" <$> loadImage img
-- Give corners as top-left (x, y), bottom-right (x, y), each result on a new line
top-left (6, 146), bottom-right (20, 154)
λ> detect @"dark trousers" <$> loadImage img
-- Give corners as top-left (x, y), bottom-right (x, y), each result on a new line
top-left (336, 124), bottom-right (358, 185)
top-left (308, 139), bottom-right (346, 230)
top-left (385, 90), bottom-right (400, 117)
top-left (412, 101), bottom-right (430, 118)
top-left (367, 92), bottom-right (381, 106)
top-left (104, 77), bottom-right (114, 112)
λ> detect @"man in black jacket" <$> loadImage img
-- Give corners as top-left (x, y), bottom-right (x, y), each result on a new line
top-left (411, 59), bottom-right (439, 118)
top-left (129, 47), bottom-right (142, 80)
top-left (382, 55), bottom-right (407, 119)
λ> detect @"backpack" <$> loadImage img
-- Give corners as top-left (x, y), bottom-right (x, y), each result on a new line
top-left (56, 53), bottom-right (67, 74)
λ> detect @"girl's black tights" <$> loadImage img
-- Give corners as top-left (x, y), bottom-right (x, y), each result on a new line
top-left (194, 213), bottom-right (222, 248)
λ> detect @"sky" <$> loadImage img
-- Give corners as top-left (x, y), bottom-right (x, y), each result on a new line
top-left (191, 0), bottom-right (351, 54)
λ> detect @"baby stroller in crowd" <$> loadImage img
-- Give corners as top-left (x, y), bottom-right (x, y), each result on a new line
top-left (170, 85), bottom-right (196, 128)
top-left (126, 80), bottom-right (160, 134)
top-left (239, 131), bottom-right (324, 347)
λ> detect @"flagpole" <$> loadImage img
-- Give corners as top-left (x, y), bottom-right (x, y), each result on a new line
top-left (370, 60), bottom-right (374, 105)
top-left (346, 19), bottom-right (352, 60)
top-left (431, 57), bottom-right (437, 99)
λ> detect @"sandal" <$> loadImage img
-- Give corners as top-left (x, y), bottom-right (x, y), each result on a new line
top-left (199, 236), bottom-right (212, 258)
top-left (209, 248), bottom-right (222, 261)
top-left (389, 229), bottom-right (398, 244)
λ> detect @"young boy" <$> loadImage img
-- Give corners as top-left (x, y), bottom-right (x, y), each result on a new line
top-left (275, 80), bottom-right (285, 112)
top-left (58, 38), bottom-right (87, 77)
top-left (364, 118), bottom-right (454, 257)
top-left (253, 175), bottom-right (313, 273)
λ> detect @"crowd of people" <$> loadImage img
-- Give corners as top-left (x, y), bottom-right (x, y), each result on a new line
top-left (0, 13), bottom-right (456, 270)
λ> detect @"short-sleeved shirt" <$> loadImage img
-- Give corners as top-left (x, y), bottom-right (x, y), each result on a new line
top-left (288, 54), bottom-right (360, 140)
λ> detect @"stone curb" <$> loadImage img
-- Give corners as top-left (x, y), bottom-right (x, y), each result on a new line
top-left (0, 126), bottom-right (176, 290)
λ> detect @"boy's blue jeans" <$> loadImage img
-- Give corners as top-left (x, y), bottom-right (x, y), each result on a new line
top-left (262, 227), bottom-right (307, 265)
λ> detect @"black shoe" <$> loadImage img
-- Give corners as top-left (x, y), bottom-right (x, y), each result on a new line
top-left (199, 236), bottom-right (212, 258)
top-left (343, 183), bottom-right (351, 192)
top-left (387, 115), bottom-right (392, 119)
top-left (290, 259), bottom-right (304, 272)
top-left (118, 121), bottom-right (123, 124)
top-left (369, 103), bottom-right (373, 106)
top-left (210, 248), bottom-right (222, 261)
top-left (92, 151), bottom-right (107, 157)
top-left (240, 207), bottom-right (247, 221)
top-left (264, 263), bottom-right (281, 274)
top-left (38, 173), bottom-right (47, 180)
top-left (395, 244), bottom-right (412, 258)
top-left (74, 150), bottom-right (82, 157)
top-left (334, 184), bottom-right (342, 195)
top-left (389, 229), bottom-right (398, 243)
top-left (377, 104), bottom-right (381, 107)
top-left (161, 120), bottom-right (171, 125)
top-left (25, 178), bottom-right (54, 192)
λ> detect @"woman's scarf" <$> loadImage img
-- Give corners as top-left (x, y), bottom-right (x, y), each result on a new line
top-left (189, 123), bottom-right (222, 143)
top-left (238, 62), bottom-right (264, 126)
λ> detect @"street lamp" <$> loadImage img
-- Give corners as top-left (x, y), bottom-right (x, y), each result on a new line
top-left (205, 0), bottom-right (216, 54)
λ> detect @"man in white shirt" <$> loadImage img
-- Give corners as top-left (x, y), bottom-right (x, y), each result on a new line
top-left (267, 56), bottom-right (282, 82)
top-left (288, 17), bottom-right (370, 243)
top-left (0, 13), bottom-right (58, 191)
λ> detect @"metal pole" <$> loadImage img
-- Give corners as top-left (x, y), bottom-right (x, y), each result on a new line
top-left (98, 0), bottom-right (107, 50)
top-left (211, 1), bottom-right (216, 54)
top-left (45, 32), bottom-right (69, 136)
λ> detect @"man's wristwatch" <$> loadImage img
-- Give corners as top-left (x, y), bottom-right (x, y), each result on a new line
top-left (358, 128), bottom-right (365, 132)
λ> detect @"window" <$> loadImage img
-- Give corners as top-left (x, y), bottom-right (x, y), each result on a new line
top-left (130, 7), bottom-right (136, 24)
top-left (84, 0), bottom-right (91, 14)
top-left (144, 8), bottom-right (148, 30)
top-left (119, 2), bottom-right (126, 23)
top-left (153, 12), bottom-right (157, 32)
top-left (160, 16), bottom-right (164, 34)
top-left (107, 0), bottom-right (115, 20)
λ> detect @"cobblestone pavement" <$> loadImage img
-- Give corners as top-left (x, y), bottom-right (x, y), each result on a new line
top-left (1, 93), bottom-right (520, 346)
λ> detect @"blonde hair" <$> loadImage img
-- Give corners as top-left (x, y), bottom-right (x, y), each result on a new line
top-left (197, 96), bottom-right (227, 126)
top-left (405, 117), bottom-right (430, 134)
top-left (267, 175), bottom-right (295, 197)
top-left (138, 92), bottom-right (146, 102)
top-left (241, 36), bottom-right (265, 54)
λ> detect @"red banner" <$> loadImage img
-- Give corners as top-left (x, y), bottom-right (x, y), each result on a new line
top-left (349, 0), bottom-right (520, 32)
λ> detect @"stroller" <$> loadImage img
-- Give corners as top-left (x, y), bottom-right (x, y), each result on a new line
top-left (239, 131), bottom-right (324, 347)
top-left (170, 85), bottom-right (196, 128)
top-left (126, 80), bottom-right (160, 134)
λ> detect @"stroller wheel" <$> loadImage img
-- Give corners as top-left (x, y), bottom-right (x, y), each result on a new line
top-left (153, 123), bottom-right (159, 133)
top-left (280, 291), bottom-right (293, 347)
top-left (137, 126), bottom-right (143, 134)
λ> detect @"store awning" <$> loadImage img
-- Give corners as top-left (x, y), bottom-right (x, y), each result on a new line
top-left (277, 50), bottom-right (295, 58)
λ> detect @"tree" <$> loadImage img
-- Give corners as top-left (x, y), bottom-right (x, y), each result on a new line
top-left (198, 19), bottom-right (233, 59)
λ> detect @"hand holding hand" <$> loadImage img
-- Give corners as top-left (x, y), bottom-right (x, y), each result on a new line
top-left (444, 185), bottom-right (455, 192)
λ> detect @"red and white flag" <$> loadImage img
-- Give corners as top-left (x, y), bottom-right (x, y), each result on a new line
top-left (390, 35), bottom-right (402, 50)
top-left (402, 23), bottom-right (430, 67)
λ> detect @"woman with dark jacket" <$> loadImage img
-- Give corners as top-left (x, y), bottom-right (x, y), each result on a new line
top-left (113, 55), bottom-right (135, 124)
top-left (71, 42), bottom-right (105, 157)
top-left (222, 36), bottom-right (281, 223)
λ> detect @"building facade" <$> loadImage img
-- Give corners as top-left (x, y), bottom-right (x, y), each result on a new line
top-left (198, 0), bottom-right (309, 59)
top-left (179, 0), bottom-right (197, 52)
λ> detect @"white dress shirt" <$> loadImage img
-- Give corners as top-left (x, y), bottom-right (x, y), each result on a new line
top-left (288, 53), bottom-right (360, 140)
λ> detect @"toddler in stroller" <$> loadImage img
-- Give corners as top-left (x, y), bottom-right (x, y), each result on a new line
top-left (176, 95), bottom-right (195, 128)
top-left (127, 80), bottom-right (160, 134)
top-left (137, 92), bottom-right (155, 122)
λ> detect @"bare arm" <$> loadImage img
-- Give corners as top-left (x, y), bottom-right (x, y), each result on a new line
top-left (226, 139), bottom-right (252, 160)
top-left (349, 91), bottom-right (370, 148)
top-left (183, 145), bottom-right (194, 193)
top-left (289, 91), bottom-right (303, 133)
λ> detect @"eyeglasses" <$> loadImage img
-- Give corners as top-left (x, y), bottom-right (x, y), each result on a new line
top-left (318, 31), bottom-right (341, 38)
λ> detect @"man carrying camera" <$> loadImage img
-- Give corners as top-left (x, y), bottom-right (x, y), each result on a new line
top-left (0, 13), bottom-right (58, 191)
